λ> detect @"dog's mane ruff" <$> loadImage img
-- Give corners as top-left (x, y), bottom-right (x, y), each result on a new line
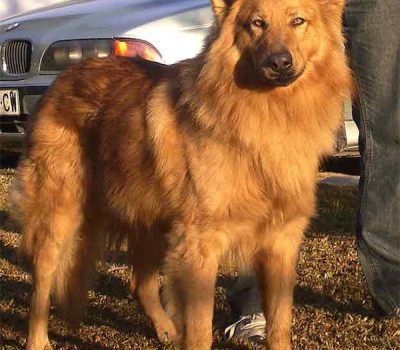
top-left (175, 11), bottom-right (352, 159)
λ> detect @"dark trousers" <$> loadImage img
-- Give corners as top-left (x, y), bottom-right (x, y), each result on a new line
top-left (229, 0), bottom-right (400, 316)
top-left (346, 0), bottom-right (400, 315)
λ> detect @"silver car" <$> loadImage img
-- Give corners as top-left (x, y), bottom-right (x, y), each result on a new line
top-left (0, 0), bottom-right (357, 152)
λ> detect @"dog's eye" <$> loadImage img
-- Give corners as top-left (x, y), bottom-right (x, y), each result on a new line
top-left (291, 17), bottom-right (306, 27)
top-left (251, 18), bottom-right (267, 29)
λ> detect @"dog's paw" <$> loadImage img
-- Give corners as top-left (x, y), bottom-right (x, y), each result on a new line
top-left (26, 337), bottom-right (52, 350)
top-left (155, 318), bottom-right (180, 345)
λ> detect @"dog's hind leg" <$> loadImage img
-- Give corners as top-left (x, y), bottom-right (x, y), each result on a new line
top-left (253, 218), bottom-right (307, 350)
top-left (26, 210), bottom-right (81, 350)
top-left (55, 217), bottom-right (104, 329)
top-left (128, 232), bottom-right (178, 344)
top-left (26, 238), bottom-right (54, 350)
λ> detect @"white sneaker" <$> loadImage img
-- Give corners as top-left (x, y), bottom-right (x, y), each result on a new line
top-left (224, 313), bottom-right (266, 343)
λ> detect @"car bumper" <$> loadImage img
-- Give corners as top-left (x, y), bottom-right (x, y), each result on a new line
top-left (0, 132), bottom-right (25, 152)
top-left (0, 85), bottom-right (48, 151)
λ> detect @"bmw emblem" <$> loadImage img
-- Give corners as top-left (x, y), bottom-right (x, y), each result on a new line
top-left (5, 22), bottom-right (20, 32)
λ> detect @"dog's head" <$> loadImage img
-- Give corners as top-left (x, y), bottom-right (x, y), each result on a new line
top-left (210, 0), bottom-right (346, 87)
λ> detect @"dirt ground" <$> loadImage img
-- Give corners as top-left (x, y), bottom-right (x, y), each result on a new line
top-left (1, 167), bottom-right (400, 350)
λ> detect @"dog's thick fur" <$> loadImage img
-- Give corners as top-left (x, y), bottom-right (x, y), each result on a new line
top-left (13, 0), bottom-right (352, 349)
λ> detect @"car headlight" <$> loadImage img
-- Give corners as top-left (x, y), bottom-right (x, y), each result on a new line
top-left (40, 38), bottom-right (163, 73)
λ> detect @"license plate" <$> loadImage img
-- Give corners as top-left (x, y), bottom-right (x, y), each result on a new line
top-left (0, 89), bottom-right (20, 115)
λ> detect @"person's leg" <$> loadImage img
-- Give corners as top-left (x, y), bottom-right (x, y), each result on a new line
top-left (345, 0), bottom-right (400, 315)
top-left (224, 274), bottom-right (266, 342)
top-left (226, 274), bottom-right (262, 317)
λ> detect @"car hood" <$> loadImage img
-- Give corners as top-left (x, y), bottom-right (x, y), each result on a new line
top-left (0, 0), bottom-right (210, 39)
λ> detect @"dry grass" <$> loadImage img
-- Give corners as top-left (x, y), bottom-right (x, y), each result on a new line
top-left (1, 166), bottom-right (399, 349)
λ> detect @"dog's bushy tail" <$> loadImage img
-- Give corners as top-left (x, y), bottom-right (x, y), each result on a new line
top-left (11, 98), bottom-right (103, 327)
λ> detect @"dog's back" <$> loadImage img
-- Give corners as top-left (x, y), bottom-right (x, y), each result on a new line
top-left (16, 58), bottom-right (165, 250)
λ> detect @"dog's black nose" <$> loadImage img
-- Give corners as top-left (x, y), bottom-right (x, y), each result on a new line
top-left (266, 52), bottom-right (293, 73)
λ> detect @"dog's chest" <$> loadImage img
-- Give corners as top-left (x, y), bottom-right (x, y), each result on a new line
top-left (186, 139), bottom-right (315, 221)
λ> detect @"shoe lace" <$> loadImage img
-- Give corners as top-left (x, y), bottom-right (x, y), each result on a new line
top-left (224, 313), bottom-right (266, 340)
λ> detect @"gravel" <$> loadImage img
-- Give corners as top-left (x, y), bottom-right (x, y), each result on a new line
top-left (1, 166), bottom-right (399, 349)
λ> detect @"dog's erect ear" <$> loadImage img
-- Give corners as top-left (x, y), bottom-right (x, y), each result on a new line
top-left (319, 0), bottom-right (346, 19)
top-left (318, 0), bottom-right (346, 25)
top-left (210, 0), bottom-right (235, 24)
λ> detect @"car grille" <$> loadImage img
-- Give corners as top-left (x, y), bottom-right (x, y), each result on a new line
top-left (2, 40), bottom-right (32, 74)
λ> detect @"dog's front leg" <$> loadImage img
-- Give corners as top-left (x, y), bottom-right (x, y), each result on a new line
top-left (164, 228), bottom-right (219, 350)
top-left (254, 217), bottom-right (307, 350)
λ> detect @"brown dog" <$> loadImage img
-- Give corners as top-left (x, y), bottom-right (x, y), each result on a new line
top-left (12, 0), bottom-right (352, 349)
